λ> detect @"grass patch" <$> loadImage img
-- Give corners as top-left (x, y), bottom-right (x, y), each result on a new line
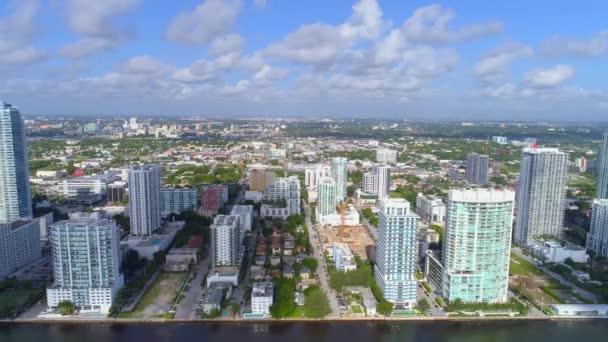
top-left (351, 305), bottom-right (363, 314)
top-left (422, 282), bottom-right (432, 293)
top-left (509, 254), bottom-right (543, 277)
top-left (131, 272), bottom-right (187, 316)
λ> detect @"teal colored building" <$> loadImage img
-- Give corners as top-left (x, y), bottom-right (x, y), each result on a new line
top-left (442, 189), bottom-right (515, 304)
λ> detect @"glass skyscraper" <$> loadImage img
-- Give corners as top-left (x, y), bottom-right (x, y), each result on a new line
top-left (597, 132), bottom-right (608, 199)
top-left (0, 101), bottom-right (32, 223)
top-left (128, 165), bottom-right (162, 236)
top-left (317, 177), bottom-right (337, 221)
top-left (586, 199), bottom-right (608, 257)
top-left (465, 152), bottom-right (489, 185)
top-left (331, 157), bottom-right (348, 203)
top-left (374, 198), bottom-right (419, 309)
top-left (442, 189), bottom-right (515, 304)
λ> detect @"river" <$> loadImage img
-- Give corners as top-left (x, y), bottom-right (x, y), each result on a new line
top-left (1, 321), bottom-right (607, 342)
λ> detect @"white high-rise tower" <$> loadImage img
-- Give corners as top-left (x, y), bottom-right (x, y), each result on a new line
top-left (128, 165), bottom-right (162, 236)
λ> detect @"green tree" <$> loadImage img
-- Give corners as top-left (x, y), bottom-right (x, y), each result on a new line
top-left (269, 278), bottom-right (297, 318)
top-left (58, 301), bottom-right (76, 316)
top-left (302, 258), bottom-right (318, 273)
top-left (376, 300), bottom-right (394, 316)
top-left (302, 286), bottom-right (331, 318)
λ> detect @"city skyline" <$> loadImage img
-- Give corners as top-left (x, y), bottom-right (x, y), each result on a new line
top-left (1, 0), bottom-right (608, 120)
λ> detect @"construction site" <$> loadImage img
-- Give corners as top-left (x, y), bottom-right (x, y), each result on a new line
top-left (317, 224), bottom-right (375, 260)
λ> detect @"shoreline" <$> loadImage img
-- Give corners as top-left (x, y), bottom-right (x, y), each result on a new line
top-left (3, 316), bottom-right (608, 324)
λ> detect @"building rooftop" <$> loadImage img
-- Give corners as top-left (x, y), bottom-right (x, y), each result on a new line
top-left (252, 282), bottom-right (273, 297)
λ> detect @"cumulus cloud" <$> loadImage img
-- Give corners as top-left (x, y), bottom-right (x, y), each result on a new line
top-left (540, 31), bottom-right (608, 57)
top-left (59, 0), bottom-right (142, 58)
top-left (524, 65), bottom-right (575, 88)
top-left (208, 34), bottom-right (244, 57)
top-left (402, 4), bottom-right (503, 44)
top-left (0, 0), bottom-right (47, 65)
top-left (473, 42), bottom-right (533, 84)
top-left (165, 0), bottom-right (242, 45)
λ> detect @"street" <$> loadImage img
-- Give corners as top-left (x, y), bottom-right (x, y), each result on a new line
top-left (303, 203), bottom-right (340, 317)
top-left (174, 254), bottom-right (210, 320)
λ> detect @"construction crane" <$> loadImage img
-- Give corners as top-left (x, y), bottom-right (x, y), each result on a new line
top-left (339, 198), bottom-right (351, 242)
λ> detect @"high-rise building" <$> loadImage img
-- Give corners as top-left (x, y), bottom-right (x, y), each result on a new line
top-left (304, 164), bottom-right (331, 189)
top-left (0, 101), bottom-right (32, 223)
top-left (376, 148), bottom-right (397, 163)
top-left (375, 198), bottom-right (419, 309)
top-left (331, 157), bottom-right (348, 202)
top-left (442, 189), bottom-right (515, 304)
top-left (597, 132), bottom-right (608, 199)
top-left (0, 220), bottom-right (41, 278)
top-left (200, 184), bottom-right (227, 217)
top-left (587, 199), bottom-right (608, 257)
top-left (465, 153), bottom-right (489, 185)
top-left (210, 215), bottom-right (241, 268)
top-left (415, 193), bottom-right (446, 223)
top-left (262, 176), bottom-right (301, 216)
top-left (514, 147), bottom-right (568, 246)
top-left (362, 172), bottom-right (378, 194)
top-left (128, 165), bottom-right (162, 236)
top-left (249, 169), bottom-right (275, 192)
top-left (317, 177), bottom-right (337, 221)
top-left (374, 164), bottom-right (391, 199)
top-left (161, 187), bottom-right (198, 215)
top-left (46, 213), bottom-right (123, 313)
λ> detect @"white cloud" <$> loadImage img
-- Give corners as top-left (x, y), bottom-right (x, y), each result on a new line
top-left (59, 0), bottom-right (141, 58)
top-left (540, 31), bottom-right (608, 57)
top-left (0, 0), bottom-right (47, 65)
top-left (402, 4), bottom-right (503, 44)
top-left (473, 42), bottom-right (533, 84)
top-left (208, 34), bottom-right (244, 57)
top-left (165, 0), bottom-right (242, 45)
top-left (524, 65), bottom-right (575, 88)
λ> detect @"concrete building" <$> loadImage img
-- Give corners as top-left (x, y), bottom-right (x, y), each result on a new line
top-left (46, 213), bottom-right (123, 313)
top-left (304, 164), bottom-right (331, 189)
top-left (262, 176), bottom-right (301, 216)
top-left (362, 172), bottom-right (378, 194)
top-left (332, 242), bottom-right (357, 271)
top-left (251, 282), bottom-right (274, 315)
top-left (318, 204), bottom-right (360, 226)
top-left (37, 212), bottom-right (54, 241)
top-left (331, 157), bottom-right (348, 202)
top-left (376, 148), bottom-right (397, 163)
top-left (210, 215), bottom-right (241, 268)
top-left (55, 171), bottom-right (121, 201)
top-left (492, 136), bottom-right (508, 144)
top-left (200, 184), bottom-right (227, 217)
top-left (515, 147), bottom-right (568, 246)
top-left (249, 169), bottom-right (275, 192)
top-left (374, 198), bottom-right (419, 309)
top-left (0, 101), bottom-right (32, 223)
top-left (128, 165), bottom-right (162, 236)
top-left (0, 220), bottom-right (41, 278)
top-left (442, 189), bottom-right (515, 304)
top-left (165, 248), bottom-right (198, 272)
top-left (465, 153), bottom-right (489, 185)
top-left (106, 181), bottom-right (127, 203)
top-left (415, 193), bottom-right (446, 223)
top-left (587, 199), bottom-right (608, 257)
top-left (374, 164), bottom-right (391, 199)
top-left (161, 187), bottom-right (198, 215)
top-left (597, 132), bottom-right (608, 199)
top-left (231, 205), bottom-right (253, 243)
top-left (530, 240), bottom-right (589, 263)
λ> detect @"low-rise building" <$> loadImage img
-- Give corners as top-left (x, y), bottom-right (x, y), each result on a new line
top-left (332, 242), bottom-right (357, 272)
top-left (165, 248), bottom-right (198, 272)
top-left (551, 304), bottom-right (608, 317)
top-left (530, 239), bottom-right (589, 263)
top-left (416, 193), bottom-right (446, 223)
top-left (251, 282), bottom-right (274, 315)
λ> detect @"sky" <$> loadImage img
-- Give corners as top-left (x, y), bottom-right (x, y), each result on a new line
top-left (1, 0), bottom-right (608, 121)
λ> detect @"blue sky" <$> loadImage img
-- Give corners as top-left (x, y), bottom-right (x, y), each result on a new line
top-left (1, 0), bottom-right (607, 120)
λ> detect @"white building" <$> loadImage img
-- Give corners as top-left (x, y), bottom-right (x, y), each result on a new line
top-left (54, 171), bottom-right (121, 199)
top-left (515, 147), bottom-right (568, 246)
top-left (0, 220), bottom-right (41, 278)
top-left (362, 172), bottom-right (378, 194)
top-left (231, 205), bottom-right (253, 243)
top-left (415, 193), bottom-right (446, 223)
top-left (317, 177), bottom-right (337, 222)
top-left (597, 132), bottom-right (608, 199)
top-left (331, 157), bottom-right (348, 202)
top-left (304, 164), bottom-right (331, 189)
top-left (318, 204), bottom-right (360, 226)
top-left (374, 198), bottom-right (419, 309)
top-left (376, 148), bottom-right (397, 163)
top-left (332, 242), bottom-right (357, 271)
top-left (251, 282), bottom-right (274, 315)
top-left (128, 165), bottom-right (162, 236)
top-left (374, 164), bottom-right (391, 199)
top-left (262, 176), bottom-right (301, 216)
top-left (551, 304), bottom-right (608, 317)
top-left (531, 240), bottom-right (589, 263)
top-left (161, 187), bottom-right (198, 215)
top-left (211, 215), bottom-right (241, 267)
top-left (586, 199), bottom-right (608, 257)
top-left (46, 213), bottom-right (123, 313)
top-left (492, 136), bottom-right (508, 144)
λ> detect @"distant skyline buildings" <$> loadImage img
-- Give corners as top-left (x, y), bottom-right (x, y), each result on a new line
top-left (597, 132), bottom-right (608, 199)
top-left (376, 149), bottom-right (397, 164)
top-left (514, 147), bottom-right (568, 246)
top-left (465, 153), bottom-right (489, 185)
top-left (128, 165), bottom-right (162, 236)
top-left (0, 101), bottom-right (33, 223)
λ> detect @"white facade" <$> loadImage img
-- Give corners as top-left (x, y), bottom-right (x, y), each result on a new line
top-left (362, 172), bottom-right (378, 194)
top-left (531, 240), bottom-right (589, 263)
top-left (492, 136), bottom-right (508, 144)
top-left (332, 242), bottom-right (357, 271)
top-left (251, 282), bottom-right (274, 315)
top-left (318, 205), bottom-right (360, 226)
top-left (211, 215), bottom-right (241, 267)
top-left (415, 193), bottom-right (446, 223)
top-left (0, 101), bottom-right (32, 223)
top-left (231, 205), bottom-right (253, 243)
top-left (128, 165), bottom-right (162, 236)
top-left (305, 164), bottom-right (331, 189)
top-left (587, 199), bottom-right (608, 257)
top-left (317, 177), bottom-right (337, 222)
top-left (262, 176), bottom-right (301, 216)
top-left (46, 213), bottom-right (123, 313)
top-left (515, 148), bottom-right (568, 246)
top-left (37, 212), bottom-right (54, 240)
top-left (376, 148), bottom-right (397, 163)
top-left (374, 198), bottom-right (419, 309)
top-left (374, 164), bottom-right (391, 199)
top-left (597, 132), bottom-right (608, 199)
top-left (0, 220), bottom-right (41, 278)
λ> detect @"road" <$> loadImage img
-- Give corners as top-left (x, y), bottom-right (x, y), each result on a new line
top-left (303, 203), bottom-right (340, 317)
top-left (174, 254), bottom-right (210, 320)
